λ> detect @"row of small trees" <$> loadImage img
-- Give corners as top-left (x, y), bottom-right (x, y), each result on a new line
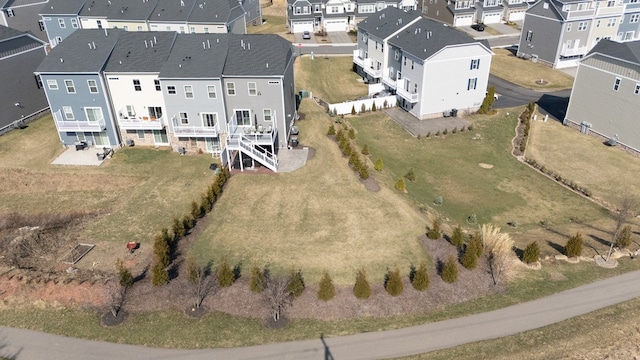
top-left (328, 123), bottom-right (370, 180)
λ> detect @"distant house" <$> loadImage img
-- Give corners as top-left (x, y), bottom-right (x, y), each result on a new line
top-left (0, 0), bottom-right (48, 42)
top-left (354, 7), bottom-right (493, 119)
top-left (0, 25), bottom-right (47, 131)
top-left (564, 39), bottom-right (640, 153)
top-left (39, 0), bottom-right (85, 47)
top-left (518, 0), bottom-right (640, 69)
top-left (35, 29), bottom-right (125, 148)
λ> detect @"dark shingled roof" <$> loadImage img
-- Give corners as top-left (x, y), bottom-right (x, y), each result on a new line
top-left (388, 17), bottom-right (488, 60)
top-left (159, 33), bottom-right (230, 78)
top-left (357, 7), bottom-right (421, 40)
top-left (586, 39), bottom-right (640, 65)
top-left (36, 28), bottom-right (124, 73)
top-left (40, 0), bottom-right (87, 15)
top-left (148, 0), bottom-right (195, 22)
top-left (189, 0), bottom-right (244, 23)
top-left (525, 0), bottom-right (565, 21)
top-left (79, 0), bottom-right (159, 20)
top-left (104, 31), bottom-right (176, 73)
top-left (0, 25), bottom-right (45, 60)
top-left (223, 34), bottom-right (293, 76)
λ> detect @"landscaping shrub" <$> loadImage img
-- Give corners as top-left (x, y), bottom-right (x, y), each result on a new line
top-left (450, 225), bottom-right (464, 249)
top-left (287, 269), bottom-right (305, 298)
top-left (410, 262), bottom-right (429, 291)
top-left (360, 103), bottom-right (366, 114)
top-left (327, 124), bottom-right (336, 136)
top-left (348, 128), bottom-right (355, 139)
top-left (426, 131), bottom-right (431, 138)
top-left (172, 216), bottom-right (185, 240)
top-left (443, 128), bottom-right (448, 135)
top-left (361, 144), bottom-right (369, 155)
top-left (182, 214), bottom-right (193, 233)
top-left (371, 102), bottom-right (377, 112)
top-left (441, 255), bottom-right (458, 283)
top-left (404, 169), bottom-right (416, 182)
top-left (460, 241), bottom-right (478, 269)
top-left (116, 259), bottom-right (134, 288)
top-left (469, 231), bottom-right (483, 257)
top-left (359, 165), bottom-right (370, 180)
top-left (468, 125), bottom-right (473, 131)
top-left (452, 127), bottom-right (458, 134)
top-left (336, 129), bottom-right (344, 141)
top-left (565, 232), bottom-right (583, 258)
top-left (249, 264), bottom-right (266, 293)
top-left (351, 105), bottom-right (356, 115)
top-left (348, 152), bottom-right (359, 166)
top-left (151, 259), bottom-right (169, 286)
top-left (616, 225), bottom-right (632, 249)
top-left (522, 241), bottom-right (540, 264)
top-left (435, 130), bottom-right (441, 137)
top-left (384, 267), bottom-right (403, 296)
top-left (395, 178), bottom-right (406, 192)
top-left (374, 158), bottom-right (384, 171)
top-left (190, 201), bottom-right (201, 219)
top-left (318, 272), bottom-right (335, 301)
top-left (426, 218), bottom-right (441, 240)
top-left (353, 268), bottom-right (371, 299)
top-left (217, 258), bottom-right (235, 287)
top-left (153, 231), bottom-right (170, 268)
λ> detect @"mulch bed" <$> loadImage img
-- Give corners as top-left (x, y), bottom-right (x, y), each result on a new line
top-left (101, 310), bottom-right (128, 327)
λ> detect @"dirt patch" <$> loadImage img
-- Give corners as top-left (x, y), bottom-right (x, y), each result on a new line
top-left (478, 163), bottom-right (494, 169)
top-left (360, 177), bottom-right (380, 192)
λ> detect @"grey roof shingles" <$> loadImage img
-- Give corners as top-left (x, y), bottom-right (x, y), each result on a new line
top-left (36, 28), bottom-right (124, 73)
top-left (388, 17), bottom-right (489, 60)
top-left (357, 7), bottom-right (421, 39)
top-left (223, 34), bottom-right (293, 76)
top-left (104, 31), bottom-right (177, 73)
top-left (80, 0), bottom-right (159, 20)
top-left (0, 24), bottom-right (45, 59)
top-left (525, 0), bottom-right (565, 21)
top-left (148, 0), bottom-right (196, 22)
top-left (586, 39), bottom-right (640, 65)
top-left (189, 0), bottom-right (242, 23)
top-left (40, 0), bottom-right (87, 15)
top-left (159, 33), bottom-right (230, 78)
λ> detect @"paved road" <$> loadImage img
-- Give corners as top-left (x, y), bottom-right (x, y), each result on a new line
top-left (3, 270), bottom-right (640, 360)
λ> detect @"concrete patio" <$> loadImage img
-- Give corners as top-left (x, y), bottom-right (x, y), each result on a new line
top-left (277, 147), bottom-right (309, 173)
top-left (384, 108), bottom-right (470, 137)
top-left (51, 146), bottom-right (109, 166)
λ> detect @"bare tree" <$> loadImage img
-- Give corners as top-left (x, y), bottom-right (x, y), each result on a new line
top-left (262, 275), bottom-right (292, 322)
top-left (606, 194), bottom-right (639, 261)
top-left (481, 224), bottom-right (514, 285)
top-left (186, 256), bottom-right (214, 309)
top-left (106, 259), bottom-right (134, 317)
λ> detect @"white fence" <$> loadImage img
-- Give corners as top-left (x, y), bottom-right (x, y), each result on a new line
top-left (368, 83), bottom-right (384, 96)
top-left (328, 96), bottom-right (397, 116)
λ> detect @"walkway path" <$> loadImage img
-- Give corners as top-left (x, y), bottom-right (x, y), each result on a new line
top-left (3, 270), bottom-right (640, 360)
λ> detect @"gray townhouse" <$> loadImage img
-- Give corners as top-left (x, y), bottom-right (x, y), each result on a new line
top-left (79, 0), bottom-right (158, 32)
top-left (0, 0), bottom-right (48, 41)
top-left (564, 39), bottom-right (640, 153)
top-left (188, 0), bottom-right (247, 34)
top-left (103, 31), bottom-right (177, 149)
top-left (35, 28), bottom-right (124, 148)
top-left (518, 0), bottom-right (640, 68)
top-left (0, 25), bottom-right (47, 131)
top-left (355, 7), bottom-right (493, 119)
top-left (40, 0), bottom-right (85, 47)
top-left (422, 0), bottom-right (532, 26)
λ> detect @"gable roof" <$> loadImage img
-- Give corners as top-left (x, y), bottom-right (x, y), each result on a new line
top-left (388, 17), bottom-right (489, 60)
top-left (159, 33), bottom-right (230, 78)
top-left (189, 0), bottom-right (244, 23)
top-left (79, 0), bottom-right (159, 20)
top-left (40, 0), bottom-right (87, 16)
top-left (357, 7), bottom-right (421, 40)
top-left (525, 0), bottom-right (565, 21)
top-left (585, 39), bottom-right (640, 65)
top-left (223, 34), bottom-right (293, 76)
top-left (148, 0), bottom-right (196, 22)
top-left (104, 31), bottom-right (177, 73)
top-left (0, 24), bottom-right (45, 60)
top-left (36, 28), bottom-right (124, 73)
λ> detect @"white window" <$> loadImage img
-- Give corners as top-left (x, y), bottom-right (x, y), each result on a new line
top-left (578, 21), bottom-right (587, 31)
top-left (63, 106), bottom-right (74, 120)
top-left (577, 2), bottom-right (587, 10)
top-left (85, 107), bottom-right (104, 123)
top-left (607, 0), bottom-right (615, 6)
top-left (295, 6), bottom-right (301, 14)
top-left (395, 50), bottom-right (400, 60)
top-left (47, 79), bottom-right (58, 90)
top-left (227, 82), bottom-right (236, 95)
top-left (71, 18), bottom-right (78, 28)
top-left (597, 20), bottom-right (601, 27)
top-left (137, 25), bottom-right (143, 31)
top-left (607, 18), bottom-right (616, 27)
top-left (155, 79), bottom-right (161, 91)
top-left (467, 77), bottom-right (477, 90)
top-left (362, 34), bottom-right (368, 43)
top-left (55, 36), bottom-right (62, 44)
top-left (613, 77), bottom-right (621, 91)
top-left (207, 85), bottom-right (216, 98)
top-left (314, 4), bottom-right (321, 12)
top-left (331, 6), bottom-right (339, 12)
top-left (136, 130), bottom-right (145, 139)
top-left (148, 107), bottom-right (162, 119)
top-left (235, 110), bottom-right (251, 126)
top-left (631, 14), bottom-right (640, 23)
top-left (190, 27), bottom-right (196, 33)
top-left (126, 105), bottom-right (135, 117)
top-left (167, 85), bottom-right (176, 94)
top-left (303, 6), bottom-right (311, 14)
top-left (64, 80), bottom-right (75, 94)
top-left (203, 113), bottom-right (217, 127)
top-left (123, 25), bottom-right (129, 31)
top-left (470, 58), bottom-right (480, 69)
top-left (184, 85), bottom-right (194, 99)
top-left (38, 20), bottom-right (45, 31)
top-left (567, 23), bottom-right (572, 31)
top-left (58, 18), bottom-right (65, 28)
top-left (526, 30), bottom-right (533, 41)
top-left (204, 27), bottom-right (209, 33)
top-left (6, 8), bottom-right (14, 17)
top-left (263, 109), bottom-right (272, 122)
top-left (179, 112), bottom-right (189, 124)
top-left (248, 82), bottom-right (257, 96)
top-left (132, 79), bottom-right (141, 91)
top-left (635, 84), bottom-right (640, 95)
top-left (87, 80), bottom-right (98, 94)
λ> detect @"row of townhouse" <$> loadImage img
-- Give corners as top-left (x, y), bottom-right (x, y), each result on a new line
top-left (0, 0), bottom-right (49, 42)
top-left (286, 0), bottom-right (418, 33)
top-left (353, 7), bottom-right (493, 119)
top-left (518, 0), bottom-right (640, 68)
top-left (41, 0), bottom-right (260, 48)
top-left (35, 29), bottom-right (297, 172)
top-left (422, 0), bottom-right (535, 26)
top-left (565, 39), bottom-right (640, 153)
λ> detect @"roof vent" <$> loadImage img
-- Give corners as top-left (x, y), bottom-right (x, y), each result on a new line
top-left (399, 18), bottom-right (402, 24)
top-left (60, 58), bottom-right (64, 63)
top-left (266, 63), bottom-right (269, 68)
top-left (181, 0), bottom-right (185, 6)
top-left (543, 2), bottom-right (549, 8)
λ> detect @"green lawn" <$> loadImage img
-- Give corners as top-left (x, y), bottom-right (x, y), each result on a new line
top-left (295, 56), bottom-right (368, 104)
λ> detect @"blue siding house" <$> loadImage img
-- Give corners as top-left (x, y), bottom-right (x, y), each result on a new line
top-left (35, 28), bottom-right (124, 148)
top-left (39, 0), bottom-right (86, 47)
